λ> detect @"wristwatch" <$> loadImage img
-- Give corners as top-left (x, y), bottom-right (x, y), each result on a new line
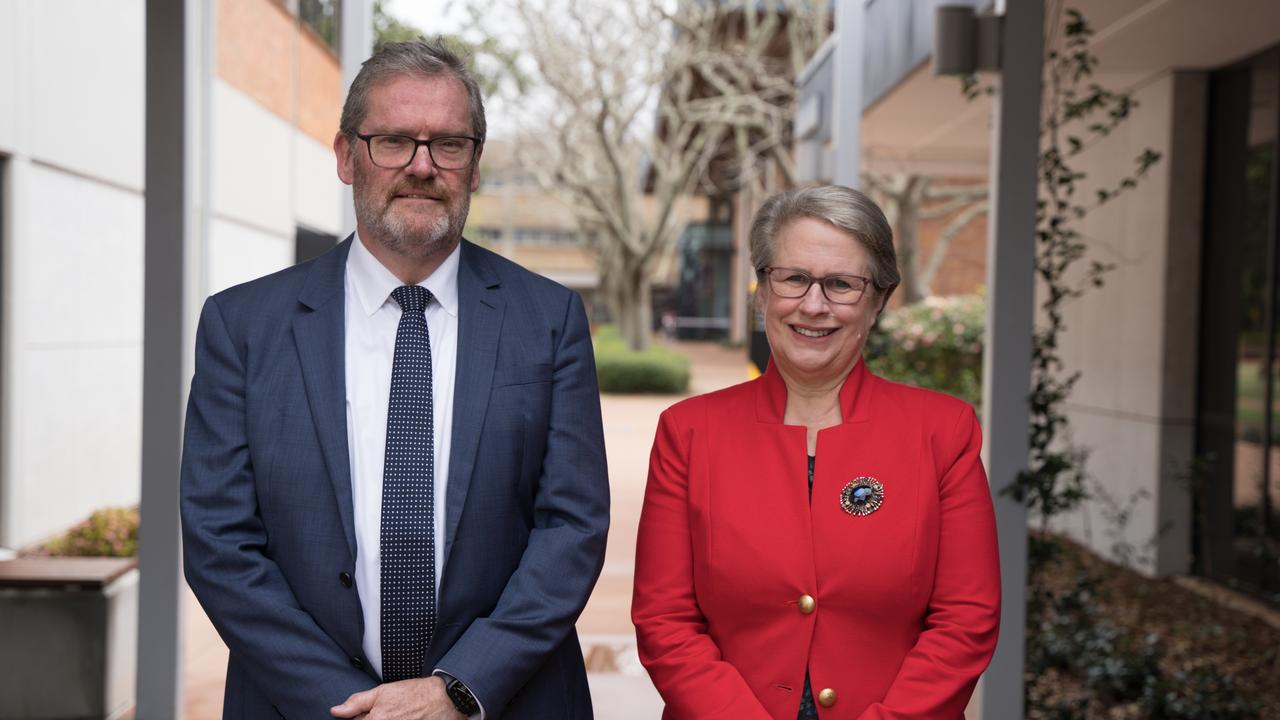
top-left (444, 675), bottom-right (480, 716)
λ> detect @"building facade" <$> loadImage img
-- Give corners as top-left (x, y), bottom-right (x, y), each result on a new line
top-left (797, 0), bottom-right (1280, 603)
top-left (0, 0), bottom-right (347, 551)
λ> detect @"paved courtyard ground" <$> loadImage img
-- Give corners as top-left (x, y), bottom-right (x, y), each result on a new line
top-left (180, 339), bottom-right (750, 718)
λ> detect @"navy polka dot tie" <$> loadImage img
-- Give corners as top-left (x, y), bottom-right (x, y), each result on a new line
top-left (381, 285), bottom-right (436, 682)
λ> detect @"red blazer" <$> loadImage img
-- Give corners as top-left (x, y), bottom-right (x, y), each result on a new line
top-left (632, 361), bottom-right (1000, 719)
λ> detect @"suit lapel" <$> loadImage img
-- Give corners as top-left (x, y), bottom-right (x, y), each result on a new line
top-left (293, 238), bottom-right (358, 558)
top-left (445, 241), bottom-right (505, 560)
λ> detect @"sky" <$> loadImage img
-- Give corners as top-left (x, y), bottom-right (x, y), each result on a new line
top-left (383, 0), bottom-right (471, 36)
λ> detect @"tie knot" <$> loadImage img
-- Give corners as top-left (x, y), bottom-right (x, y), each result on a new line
top-left (391, 285), bottom-right (432, 314)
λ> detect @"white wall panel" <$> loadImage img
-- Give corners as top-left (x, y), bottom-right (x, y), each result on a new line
top-left (207, 217), bottom-right (292, 295)
top-left (20, 166), bottom-right (145, 346)
top-left (1049, 412), bottom-right (1164, 575)
top-left (212, 81), bottom-right (295, 236)
top-left (1050, 73), bottom-right (1203, 576)
top-left (1, 162), bottom-right (144, 548)
top-left (6, 345), bottom-right (142, 547)
top-left (1058, 74), bottom-right (1176, 420)
top-left (294, 134), bottom-right (345, 236)
top-left (0, 1), bottom-right (20, 153)
top-left (20, 0), bottom-right (145, 190)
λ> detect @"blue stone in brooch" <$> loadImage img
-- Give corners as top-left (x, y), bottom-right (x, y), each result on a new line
top-left (840, 477), bottom-right (885, 516)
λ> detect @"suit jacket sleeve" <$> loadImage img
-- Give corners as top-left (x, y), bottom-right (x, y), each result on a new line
top-left (180, 296), bottom-right (374, 715)
top-left (435, 290), bottom-right (610, 715)
top-left (857, 407), bottom-right (1001, 719)
top-left (632, 405), bottom-right (774, 720)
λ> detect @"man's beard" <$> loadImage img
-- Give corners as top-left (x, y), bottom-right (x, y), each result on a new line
top-left (353, 171), bottom-right (469, 259)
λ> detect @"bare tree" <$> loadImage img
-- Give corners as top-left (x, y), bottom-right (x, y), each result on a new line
top-left (482, 0), bottom-right (828, 350)
top-left (862, 173), bottom-right (988, 304)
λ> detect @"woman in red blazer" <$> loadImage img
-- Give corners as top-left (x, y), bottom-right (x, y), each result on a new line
top-left (632, 185), bottom-right (1001, 719)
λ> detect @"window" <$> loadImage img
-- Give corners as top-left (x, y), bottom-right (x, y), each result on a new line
top-left (1197, 45), bottom-right (1280, 604)
top-left (475, 227), bottom-right (503, 243)
top-left (296, 226), bottom-right (339, 265)
top-left (298, 0), bottom-right (338, 51)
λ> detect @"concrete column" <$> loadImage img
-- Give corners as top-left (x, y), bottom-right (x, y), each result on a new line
top-left (833, 0), bottom-right (864, 189)
top-left (137, 0), bottom-right (203, 715)
top-left (0, 155), bottom-right (26, 553)
top-left (976, 1), bottom-right (1042, 719)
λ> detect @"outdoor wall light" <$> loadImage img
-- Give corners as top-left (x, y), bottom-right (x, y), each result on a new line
top-left (933, 5), bottom-right (1002, 76)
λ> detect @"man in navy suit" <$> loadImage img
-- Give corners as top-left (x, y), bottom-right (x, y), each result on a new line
top-left (180, 38), bottom-right (609, 719)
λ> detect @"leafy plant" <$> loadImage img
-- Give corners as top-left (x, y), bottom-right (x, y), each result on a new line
top-left (372, 1), bottom-right (528, 98)
top-left (865, 293), bottom-right (984, 406)
top-left (999, 7), bottom-right (1162, 525)
top-left (44, 506), bottom-right (139, 558)
top-left (1027, 535), bottom-right (1262, 720)
top-left (1148, 666), bottom-right (1262, 720)
top-left (961, 6), bottom-right (1259, 718)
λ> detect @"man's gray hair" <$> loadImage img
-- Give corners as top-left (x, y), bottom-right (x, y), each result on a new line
top-left (339, 37), bottom-right (487, 143)
top-left (749, 185), bottom-right (900, 306)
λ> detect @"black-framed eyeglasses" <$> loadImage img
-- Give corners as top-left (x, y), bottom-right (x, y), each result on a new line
top-left (758, 266), bottom-right (873, 305)
top-left (355, 133), bottom-right (480, 170)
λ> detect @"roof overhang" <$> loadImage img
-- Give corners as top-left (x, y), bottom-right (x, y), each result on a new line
top-left (849, 0), bottom-right (1280, 179)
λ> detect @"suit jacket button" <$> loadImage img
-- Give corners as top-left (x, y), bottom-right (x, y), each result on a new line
top-left (817, 688), bottom-right (837, 707)
top-left (351, 656), bottom-right (364, 670)
top-left (798, 594), bottom-right (816, 614)
top-left (339, 572), bottom-right (353, 588)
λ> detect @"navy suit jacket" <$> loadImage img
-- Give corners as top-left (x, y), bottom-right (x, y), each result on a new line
top-left (180, 238), bottom-right (609, 719)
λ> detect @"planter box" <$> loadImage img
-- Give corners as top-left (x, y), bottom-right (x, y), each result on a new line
top-left (0, 558), bottom-right (138, 720)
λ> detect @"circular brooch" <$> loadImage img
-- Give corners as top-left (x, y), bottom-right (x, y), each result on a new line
top-left (840, 477), bottom-right (885, 516)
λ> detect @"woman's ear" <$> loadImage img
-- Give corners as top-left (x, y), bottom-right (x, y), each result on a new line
top-left (872, 290), bottom-right (887, 318)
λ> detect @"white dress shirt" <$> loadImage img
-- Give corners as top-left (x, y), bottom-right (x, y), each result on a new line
top-left (344, 234), bottom-right (459, 680)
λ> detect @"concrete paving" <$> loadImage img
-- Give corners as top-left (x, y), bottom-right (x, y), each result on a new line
top-left (179, 340), bottom-right (750, 719)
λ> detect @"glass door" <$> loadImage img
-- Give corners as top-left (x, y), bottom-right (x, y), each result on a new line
top-left (1198, 45), bottom-right (1280, 604)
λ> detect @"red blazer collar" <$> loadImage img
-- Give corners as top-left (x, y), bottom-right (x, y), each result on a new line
top-left (755, 358), bottom-right (875, 425)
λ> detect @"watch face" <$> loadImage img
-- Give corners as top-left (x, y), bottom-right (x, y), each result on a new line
top-left (448, 679), bottom-right (480, 714)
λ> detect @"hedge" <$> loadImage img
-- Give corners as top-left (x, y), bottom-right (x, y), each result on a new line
top-left (593, 326), bottom-right (690, 394)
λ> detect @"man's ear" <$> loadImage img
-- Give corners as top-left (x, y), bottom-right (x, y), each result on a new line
top-left (334, 131), bottom-right (355, 186)
top-left (469, 143), bottom-right (484, 193)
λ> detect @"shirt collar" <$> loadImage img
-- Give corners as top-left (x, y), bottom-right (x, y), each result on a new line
top-left (347, 232), bottom-right (461, 318)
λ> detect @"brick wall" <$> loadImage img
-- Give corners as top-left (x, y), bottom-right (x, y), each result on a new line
top-left (915, 205), bottom-right (988, 298)
top-left (217, 0), bottom-right (342, 146)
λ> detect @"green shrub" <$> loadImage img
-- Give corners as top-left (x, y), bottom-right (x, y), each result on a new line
top-left (593, 325), bottom-right (690, 394)
top-left (865, 293), bottom-right (984, 406)
top-left (45, 506), bottom-right (139, 558)
top-left (592, 324), bottom-right (625, 348)
top-left (1149, 665), bottom-right (1261, 720)
top-left (1027, 534), bottom-right (1262, 720)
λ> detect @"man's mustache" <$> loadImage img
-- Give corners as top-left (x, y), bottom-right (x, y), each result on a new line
top-left (386, 182), bottom-right (444, 201)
